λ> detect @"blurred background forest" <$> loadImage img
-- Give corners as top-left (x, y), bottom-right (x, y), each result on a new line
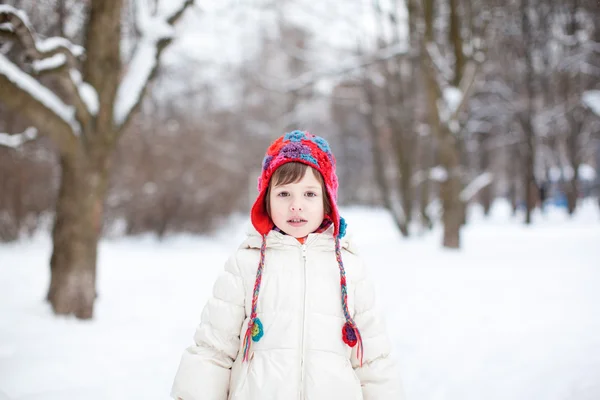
top-left (0, 0), bottom-right (599, 317)
top-left (1, 0), bottom-right (599, 241)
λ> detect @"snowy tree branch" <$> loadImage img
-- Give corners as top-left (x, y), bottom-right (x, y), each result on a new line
top-left (0, 6), bottom-right (83, 68)
top-left (0, 127), bottom-right (37, 149)
top-left (0, 54), bottom-right (79, 153)
top-left (423, 41), bottom-right (483, 133)
top-left (113, 0), bottom-right (194, 130)
top-left (0, 5), bottom-right (97, 126)
top-left (582, 90), bottom-right (600, 117)
top-left (450, 61), bottom-right (479, 122)
top-left (460, 172), bottom-right (493, 202)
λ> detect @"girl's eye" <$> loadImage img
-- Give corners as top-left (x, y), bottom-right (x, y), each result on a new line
top-left (277, 192), bottom-right (289, 197)
top-left (305, 192), bottom-right (317, 197)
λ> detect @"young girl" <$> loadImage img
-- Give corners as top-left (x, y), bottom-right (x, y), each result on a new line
top-left (171, 131), bottom-right (403, 400)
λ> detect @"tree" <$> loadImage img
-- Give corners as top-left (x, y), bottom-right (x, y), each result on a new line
top-left (420, 0), bottom-right (485, 248)
top-left (0, 0), bottom-right (194, 319)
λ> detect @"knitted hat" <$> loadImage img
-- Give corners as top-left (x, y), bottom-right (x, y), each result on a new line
top-left (242, 130), bottom-right (363, 365)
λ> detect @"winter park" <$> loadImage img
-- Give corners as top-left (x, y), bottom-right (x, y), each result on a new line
top-left (1, 1), bottom-right (600, 400)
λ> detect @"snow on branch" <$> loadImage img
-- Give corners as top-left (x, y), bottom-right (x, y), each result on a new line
top-left (160, 0), bottom-right (195, 22)
top-left (460, 172), bottom-right (493, 202)
top-left (114, 0), bottom-right (193, 128)
top-left (450, 61), bottom-right (478, 120)
top-left (69, 69), bottom-right (99, 116)
top-left (36, 36), bottom-right (84, 58)
top-left (430, 166), bottom-right (449, 182)
top-left (0, 6), bottom-right (83, 70)
top-left (0, 54), bottom-right (80, 135)
top-left (0, 127), bottom-right (37, 148)
top-left (0, 5), bottom-right (97, 120)
top-left (0, 5), bottom-right (30, 29)
top-left (423, 34), bottom-right (483, 136)
top-left (32, 53), bottom-right (67, 73)
top-left (582, 90), bottom-right (600, 117)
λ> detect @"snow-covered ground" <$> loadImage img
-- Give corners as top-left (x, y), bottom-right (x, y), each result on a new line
top-left (1, 200), bottom-right (599, 400)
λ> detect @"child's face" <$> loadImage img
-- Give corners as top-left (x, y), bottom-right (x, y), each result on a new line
top-left (268, 168), bottom-right (325, 238)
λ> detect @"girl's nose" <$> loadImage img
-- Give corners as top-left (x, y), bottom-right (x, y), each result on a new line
top-left (290, 203), bottom-right (303, 211)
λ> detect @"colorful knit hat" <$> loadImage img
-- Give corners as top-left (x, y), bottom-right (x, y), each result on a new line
top-left (242, 130), bottom-right (363, 365)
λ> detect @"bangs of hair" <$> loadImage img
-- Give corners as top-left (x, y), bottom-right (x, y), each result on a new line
top-left (271, 162), bottom-right (318, 187)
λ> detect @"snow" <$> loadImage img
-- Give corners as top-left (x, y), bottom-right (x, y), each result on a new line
top-left (69, 69), bottom-right (99, 116)
top-left (0, 5), bottom-right (32, 31)
top-left (430, 166), bottom-right (449, 182)
top-left (579, 164), bottom-right (596, 181)
top-left (582, 90), bottom-right (600, 116)
top-left (36, 37), bottom-right (84, 58)
top-left (548, 164), bottom-right (597, 182)
top-left (0, 54), bottom-right (80, 135)
top-left (32, 54), bottom-right (66, 73)
top-left (0, 127), bottom-right (37, 148)
top-left (444, 87), bottom-right (463, 115)
top-left (1, 201), bottom-right (599, 400)
top-left (474, 51), bottom-right (485, 63)
top-left (1, 5), bottom-right (97, 118)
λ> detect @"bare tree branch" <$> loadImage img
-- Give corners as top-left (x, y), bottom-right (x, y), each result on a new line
top-left (255, 42), bottom-right (413, 94)
top-left (450, 61), bottom-right (480, 121)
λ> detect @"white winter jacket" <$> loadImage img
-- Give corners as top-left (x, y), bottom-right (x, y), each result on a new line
top-left (171, 225), bottom-right (404, 400)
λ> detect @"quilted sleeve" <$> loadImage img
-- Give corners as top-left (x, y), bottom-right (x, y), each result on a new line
top-left (351, 271), bottom-right (406, 400)
top-left (171, 254), bottom-right (246, 400)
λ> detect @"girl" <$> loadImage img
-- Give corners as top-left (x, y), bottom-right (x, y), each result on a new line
top-left (171, 131), bottom-right (403, 400)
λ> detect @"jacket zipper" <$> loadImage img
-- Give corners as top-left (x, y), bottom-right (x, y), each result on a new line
top-left (299, 243), bottom-right (308, 400)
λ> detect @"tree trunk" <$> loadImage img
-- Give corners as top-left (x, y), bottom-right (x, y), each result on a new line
top-left (421, 0), bottom-right (463, 248)
top-left (449, 0), bottom-right (464, 86)
top-left (507, 141), bottom-right (519, 216)
top-left (418, 138), bottom-right (433, 230)
top-left (521, 0), bottom-right (536, 225)
top-left (439, 134), bottom-right (462, 248)
top-left (566, 167), bottom-right (579, 215)
top-left (390, 124), bottom-right (414, 230)
top-left (399, 155), bottom-right (414, 227)
top-left (479, 134), bottom-right (492, 216)
top-left (47, 148), bottom-right (110, 319)
top-left (362, 80), bottom-right (409, 237)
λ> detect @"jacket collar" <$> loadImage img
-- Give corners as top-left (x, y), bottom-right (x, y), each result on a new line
top-left (242, 223), bottom-right (357, 254)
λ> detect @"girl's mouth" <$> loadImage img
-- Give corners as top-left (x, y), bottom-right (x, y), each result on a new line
top-left (287, 218), bottom-right (307, 226)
